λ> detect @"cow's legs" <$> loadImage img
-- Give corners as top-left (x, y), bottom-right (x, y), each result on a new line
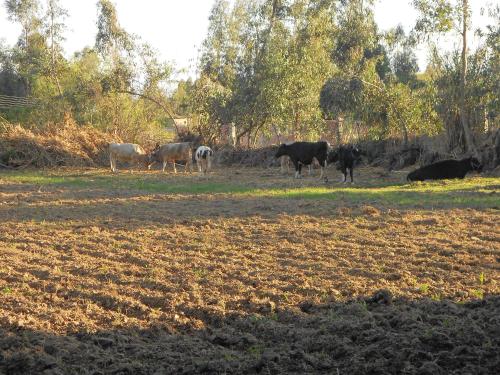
top-left (162, 161), bottom-right (167, 173)
top-left (292, 160), bottom-right (301, 179)
top-left (318, 159), bottom-right (327, 181)
top-left (280, 156), bottom-right (288, 174)
top-left (207, 158), bottom-right (212, 174)
top-left (197, 160), bottom-right (202, 174)
top-left (340, 167), bottom-right (347, 183)
top-left (110, 156), bottom-right (116, 173)
top-left (173, 161), bottom-right (177, 174)
top-left (349, 168), bottom-right (354, 183)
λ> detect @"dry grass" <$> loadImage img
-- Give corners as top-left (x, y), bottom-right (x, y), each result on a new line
top-left (0, 120), bottom-right (118, 168)
top-left (0, 166), bottom-right (499, 373)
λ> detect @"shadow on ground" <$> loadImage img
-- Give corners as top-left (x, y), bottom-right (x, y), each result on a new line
top-left (1, 293), bottom-right (499, 375)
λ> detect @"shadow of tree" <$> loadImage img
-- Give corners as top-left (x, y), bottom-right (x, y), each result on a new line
top-left (1, 294), bottom-right (499, 374)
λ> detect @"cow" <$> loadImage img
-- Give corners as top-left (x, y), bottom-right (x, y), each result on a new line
top-left (109, 143), bottom-right (152, 173)
top-left (407, 157), bottom-right (483, 181)
top-left (150, 142), bottom-right (193, 173)
top-left (328, 145), bottom-right (362, 183)
top-left (195, 146), bottom-right (214, 176)
top-left (280, 155), bottom-right (314, 175)
top-left (275, 141), bottom-right (330, 180)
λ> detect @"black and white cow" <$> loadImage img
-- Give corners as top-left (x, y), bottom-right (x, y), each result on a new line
top-left (407, 157), bottom-right (482, 181)
top-left (275, 141), bottom-right (330, 180)
top-left (195, 146), bottom-right (214, 175)
top-left (328, 145), bottom-right (362, 183)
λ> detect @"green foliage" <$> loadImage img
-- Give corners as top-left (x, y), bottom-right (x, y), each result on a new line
top-left (1, 0), bottom-right (497, 147)
top-left (192, 0), bottom-right (337, 143)
top-left (1, 0), bottom-right (175, 144)
top-left (320, 76), bottom-right (363, 119)
top-left (392, 50), bottom-right (419, 85)
top-left (412, 0), bottom-right (455, 37)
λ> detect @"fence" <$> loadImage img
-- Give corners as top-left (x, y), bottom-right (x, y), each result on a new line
top-left (0, 94), bottom-right (37, 109)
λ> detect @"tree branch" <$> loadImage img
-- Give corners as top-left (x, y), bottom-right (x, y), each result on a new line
top-left (116, 89), bottom-right (180, 135)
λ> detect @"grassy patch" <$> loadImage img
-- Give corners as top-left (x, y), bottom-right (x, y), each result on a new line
top-left (1, 169), bottom-right (499, 209)
top-left (251, 182), bottom-right (499, 208)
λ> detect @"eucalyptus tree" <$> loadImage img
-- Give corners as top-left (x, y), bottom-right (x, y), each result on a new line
top-left (94, 0), bottom-right (176, 134)
top-left (196, 0), bottom-right (338, 144)
top-left (412, 0), bottom-right (477, 154)
top-left (42, 0), bottom-right (68, 95)
top-left (4, 0), bottom-right (43, 94)
top-left (5, 0), bottom-right (41, 50)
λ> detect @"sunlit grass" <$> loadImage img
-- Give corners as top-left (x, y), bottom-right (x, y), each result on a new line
top-left (1, 170), bottom-right (499, 209)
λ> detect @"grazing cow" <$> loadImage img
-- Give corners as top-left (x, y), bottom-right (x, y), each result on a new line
top-left (109, 143), bottom-right (152, 173)
top-left (195, 146), bottom-right (214, 175)
top-left (328, 145), bottom-right (362, 183)
top-left (151, 142), bottom-right (193, 173)
top-left (407, 157), bottom-right (483, 181)
top-left (275, 141), bottom-right (330, 180)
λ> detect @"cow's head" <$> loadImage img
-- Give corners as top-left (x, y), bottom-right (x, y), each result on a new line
top-left (470, 157), bottom-right (483, 172)
top-left (327, 149), bottom-right (339, 164)
top-left (275, 143), bottom-right (288, 158)
top-left (351, 145), bottom-right (361, 158)
top-left (147, 143), bottom-right (161, 167)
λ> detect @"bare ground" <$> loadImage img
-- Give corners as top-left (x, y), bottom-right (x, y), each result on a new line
top-left (0, 166), bottom-right (499, 374)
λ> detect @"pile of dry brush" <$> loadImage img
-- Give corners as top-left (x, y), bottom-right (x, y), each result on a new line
top-left (1, 118), bottom-right (499, 173)
top-left (0, 119), bottom-right (119, 169)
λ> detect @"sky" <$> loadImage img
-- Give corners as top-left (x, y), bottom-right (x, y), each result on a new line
top-left (0, 0), bottom-right (496, 80)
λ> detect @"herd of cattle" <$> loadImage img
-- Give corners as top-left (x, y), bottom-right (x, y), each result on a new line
top-left (108, 140), bottom-right (483, 182)
top-left (109, 142), bottom-right (214, 176)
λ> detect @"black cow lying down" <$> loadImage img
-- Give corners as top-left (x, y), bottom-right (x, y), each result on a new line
top-left (407, 157), bottom-right (482, 181)
top-left (275, 141), bottom-right (329, 180)
top-left (328, 145), bottom-right (362, 183)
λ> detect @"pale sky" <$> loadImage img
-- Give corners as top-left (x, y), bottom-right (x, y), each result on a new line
top-left (0, 0), bottom-right (495, 79)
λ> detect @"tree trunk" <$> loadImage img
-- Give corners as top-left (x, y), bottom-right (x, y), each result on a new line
top-left (459, 0), bottom-right (477, 155)
top-left (50, 9), bottom-right (63, 96)
top-left (293, 109), bottom-right (299, 139)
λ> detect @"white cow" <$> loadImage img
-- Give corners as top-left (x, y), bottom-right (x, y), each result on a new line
top-left (195, 146), bottom-right (214, 176)
top-left (151, 142), bottom-right (193, 173)
top-left (109, 143), bottom-right (151, 173)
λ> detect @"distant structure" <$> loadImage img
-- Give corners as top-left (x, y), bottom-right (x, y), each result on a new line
top-left (165, 118), bottom-right (189, 134)
top-left (173, 118), bottom-right (188, 127)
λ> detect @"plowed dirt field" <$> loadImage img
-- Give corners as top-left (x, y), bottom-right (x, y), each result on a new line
top-left (1, 166), bottom-right (499, 374)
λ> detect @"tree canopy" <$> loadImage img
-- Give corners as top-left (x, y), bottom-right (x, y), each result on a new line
top-left (0, 0), bottom-right (498, 151)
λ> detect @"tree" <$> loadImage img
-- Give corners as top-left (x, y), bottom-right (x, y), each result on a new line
top-left (413, 0), bottom-right (477, 154)
top-left (94, 0), bottom-right (176, 134)
top-left (42, 0), bottom-right (68, 95)
top-left (392, 50), bottom-right (419, 85)
top-left (4, 0), bottom-right (43, 94)
top-left (5, 0), bottom-right (41, 50)
top-left (196, 0), bottom-right (336, 145)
